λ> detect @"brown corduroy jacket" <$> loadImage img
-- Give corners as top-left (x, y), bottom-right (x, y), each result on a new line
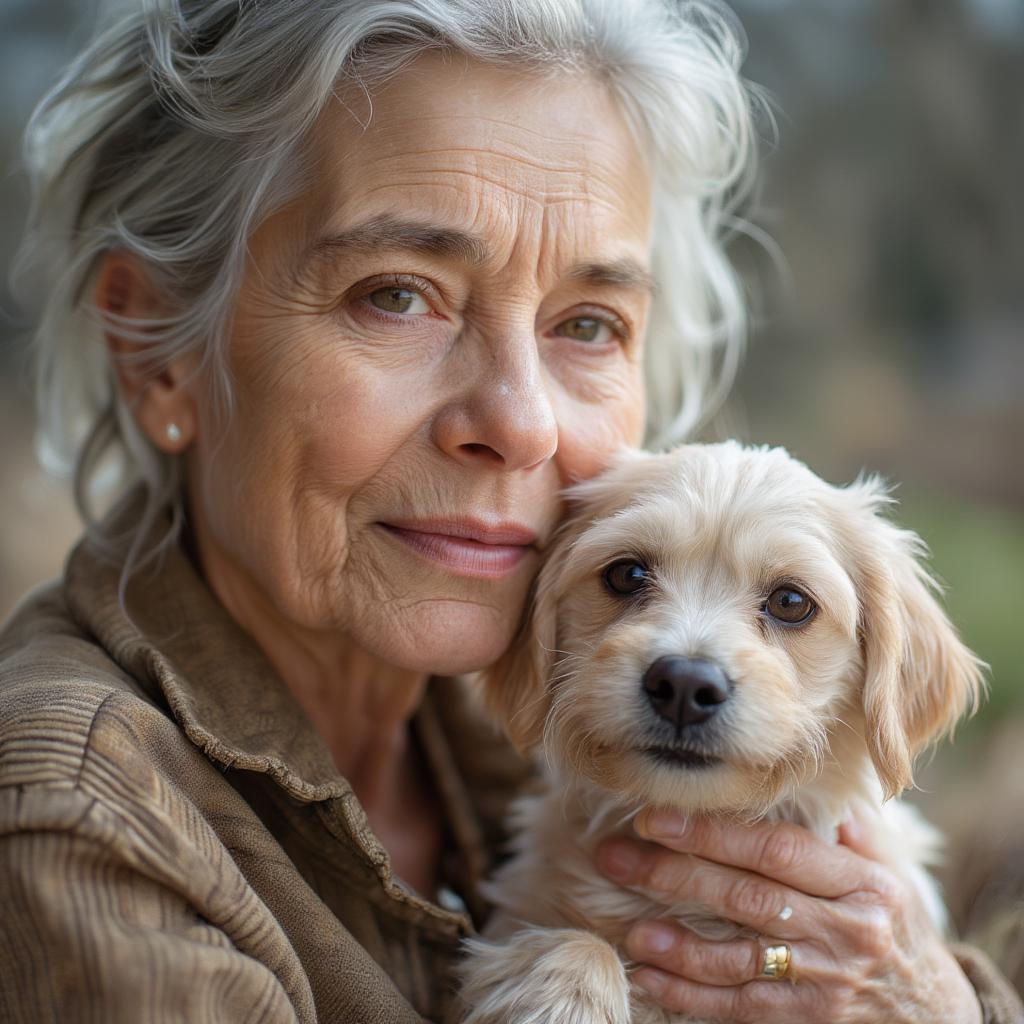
top-left (1, 512), bottom-right (1021, 1023)
top-left (0, 512), bottom-right (533, 1023)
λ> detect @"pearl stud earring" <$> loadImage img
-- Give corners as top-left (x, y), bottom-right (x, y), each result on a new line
top-left (166, 423), bottom-right (182, 444)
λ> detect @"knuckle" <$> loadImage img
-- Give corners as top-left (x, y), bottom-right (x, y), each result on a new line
top-left (733, 982), bottom-right (763, 1023)
top-left (681, 932), bottom-right (729, 979)
top-left (864, 866), bottom-right (902, 908)
top-left (659, 978), bottom-right (691, 1015)
top-left (758, 826), bottom-right (803, 876)
top-left (854, 906), bottom-right (895, 960)
top-left (665, 928), bottom-right (699, 972)
top-left (831, 981), bottom-right (859, 1021)
top-left (645, 853), bottom-right (688, 896)
top-left (808, 984), bottom-right (848, 1024)
top-left (727, 875), bottom-right (779, 924)
top-left (635, 970), bottom-right (687, 1015)
top-left (682, 815), bottom-right (711, 848)
top-left (838, 984), bottom-right (857, 1014)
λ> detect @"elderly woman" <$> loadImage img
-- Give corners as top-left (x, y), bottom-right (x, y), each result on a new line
top-left (0, 1), bottom-right (1019, 1022)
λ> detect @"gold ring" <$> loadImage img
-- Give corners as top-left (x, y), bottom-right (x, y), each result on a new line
top-left (760, 943), bottom-right (792, 981)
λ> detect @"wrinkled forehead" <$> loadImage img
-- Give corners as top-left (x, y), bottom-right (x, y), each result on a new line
top-left (297, 51), bottom-right (653, 270)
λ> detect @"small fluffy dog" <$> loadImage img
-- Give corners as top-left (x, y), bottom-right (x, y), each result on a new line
top-left (457, 441), bottom-right (984, 1024)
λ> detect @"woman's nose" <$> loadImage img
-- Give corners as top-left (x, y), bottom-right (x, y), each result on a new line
top-left (431, 332), bottom-right (558, 472)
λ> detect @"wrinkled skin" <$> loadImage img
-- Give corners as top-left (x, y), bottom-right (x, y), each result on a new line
top-left (595, 809), bottom-right (982, 1023)
top-left (101, 52), bottom-right (651, 892)
top-left (101, 51), bottom-right (983, 1022)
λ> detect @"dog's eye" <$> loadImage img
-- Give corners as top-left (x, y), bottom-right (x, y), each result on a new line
top-left (603, 559), bottom-right (651, 597)
top-left (764, 586), bottom-right (816, 625)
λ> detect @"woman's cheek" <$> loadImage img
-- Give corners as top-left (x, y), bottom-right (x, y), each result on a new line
top-left (234, 313), bottom-right (431, 478)
top-left (553, 373), bottom-right (646, 482)
top-left (300, 366), bottom-right (436, 487)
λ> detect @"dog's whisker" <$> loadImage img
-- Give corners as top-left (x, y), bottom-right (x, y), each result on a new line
top-left (506, 689), bottom-right (552, 733)
top-left (539, 645), bottom-right (576, 660)
top-left (830, 712), bottom-right (859, 738)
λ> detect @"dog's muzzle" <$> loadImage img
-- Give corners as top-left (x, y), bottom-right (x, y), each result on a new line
top-left (641, 655), bottom-right (731, 729)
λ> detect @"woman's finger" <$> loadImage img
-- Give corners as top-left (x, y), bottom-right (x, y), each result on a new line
top-left (635, 809), bottom-right (899, 903)
top-left (623, 921), bottom-right (775, 986)
top-left (630, 965), bottom-right (822, 1024)
top-left (624, 920), bottom-right (857, 993)
top-left (598, 835), bottom-right (831, 937)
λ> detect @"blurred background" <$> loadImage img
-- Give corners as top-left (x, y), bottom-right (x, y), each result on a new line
top-left (1, 0), bottom-right (1022, 990)
top-left (723, 0), bottom-right (1024, 987)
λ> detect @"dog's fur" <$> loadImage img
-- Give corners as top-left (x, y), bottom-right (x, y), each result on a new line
top-left (457, 441), bottom-right (985, 1024)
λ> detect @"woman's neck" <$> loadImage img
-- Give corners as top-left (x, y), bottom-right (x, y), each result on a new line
top-left (186, 507), bottom-right (430, 793)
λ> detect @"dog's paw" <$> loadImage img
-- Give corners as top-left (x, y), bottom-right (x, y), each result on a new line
top-left (457, 927), bottom-right (631, 1024)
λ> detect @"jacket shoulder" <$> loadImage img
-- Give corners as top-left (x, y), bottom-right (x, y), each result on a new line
top-left (0, 579), bottom-right (184, 793)
top-left (0, 584), bottom-right (315, 1023)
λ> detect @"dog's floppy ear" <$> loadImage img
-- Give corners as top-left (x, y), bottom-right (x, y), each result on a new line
top-left (481, 516), bottom-right (581, 752)
top-left (482, 447), bottom-right (655, 752)
top-left (838, 478), bottom-right (986, 798)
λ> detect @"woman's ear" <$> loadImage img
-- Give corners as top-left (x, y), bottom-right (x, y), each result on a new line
top-left (838, 480), bottom-right (986, 798)
top-left (96, 250), bottom-right (197, 453)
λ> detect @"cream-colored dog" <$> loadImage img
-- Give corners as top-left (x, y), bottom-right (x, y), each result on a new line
top-left (457, 441), bottom-right (984, 1024)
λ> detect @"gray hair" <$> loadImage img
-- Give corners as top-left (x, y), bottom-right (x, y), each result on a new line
top-left (15, 0), bottom-right (761, 571)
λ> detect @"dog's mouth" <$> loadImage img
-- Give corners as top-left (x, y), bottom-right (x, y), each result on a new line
top-left (642, 745), bottom-right (722, 770)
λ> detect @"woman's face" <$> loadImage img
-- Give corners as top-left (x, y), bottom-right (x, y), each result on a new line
top-left (186, 52), bottom-right (653, 675)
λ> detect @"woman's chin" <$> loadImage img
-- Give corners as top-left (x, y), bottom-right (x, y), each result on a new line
top-left (358, 600), bottom-right (516, 677)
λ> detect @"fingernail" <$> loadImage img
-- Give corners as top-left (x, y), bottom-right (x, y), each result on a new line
top-left (633, 967), bottom-right (667, 997)
top-left (633, 922), bottom-right (677, 955)
top-left (641, 809), bottom-right (689, 838)
top-left (597, 839), bottom-right (643, 880)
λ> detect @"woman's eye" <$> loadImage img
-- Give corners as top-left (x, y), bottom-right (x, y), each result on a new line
top-left (366, 286), bottom-right (430, 315)
top-left (763, 586), bottom-right (816, 626)
top-left (555, 316), bottom-right (617, 344)
top-left (603, 559), bottom-right (651, 597)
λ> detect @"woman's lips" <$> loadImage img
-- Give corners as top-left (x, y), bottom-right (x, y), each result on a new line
top-left (378, 522), bottom-right (535, 579)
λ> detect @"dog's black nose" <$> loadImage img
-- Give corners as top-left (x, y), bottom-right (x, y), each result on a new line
top-left (641, 656), bottom-right (731, 728)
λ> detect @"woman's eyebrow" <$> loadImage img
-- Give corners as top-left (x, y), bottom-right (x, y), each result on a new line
top-left (306, 214), bottom-right (493, 268)
top-left (302, 214), bottom-right (656, 294)
top-left (567, 260), bottom-right (657, 296)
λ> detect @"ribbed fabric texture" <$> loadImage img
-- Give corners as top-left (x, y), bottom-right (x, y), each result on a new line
top-left (0, 498), bottom-right (533, 1023)
top-left (0, 493), bottom-right (1019, 1022)
top-left (951, 944), bottom-right (1024, 1024)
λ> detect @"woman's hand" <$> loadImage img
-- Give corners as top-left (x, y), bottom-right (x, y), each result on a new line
top-left (595, 809), bottom-right (983, 1023)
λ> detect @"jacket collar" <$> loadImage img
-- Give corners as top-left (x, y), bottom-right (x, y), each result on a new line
top-left (62, 487), bottom-right (517, 923)
top-left (64, 489), bottom-right (360, 803)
